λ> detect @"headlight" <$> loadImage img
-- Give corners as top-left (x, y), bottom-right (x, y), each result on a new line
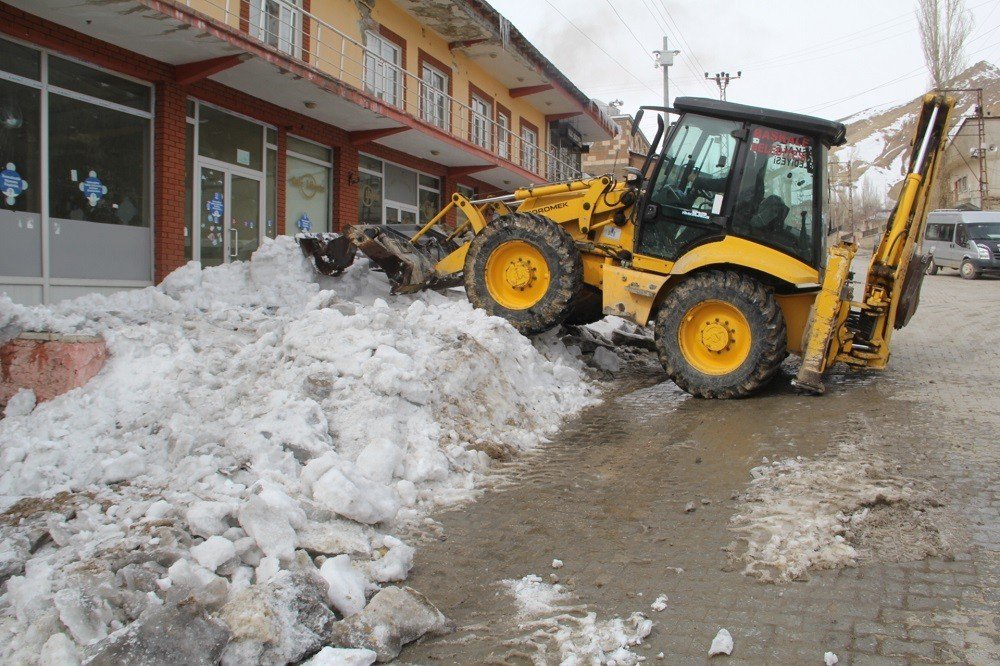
top-left (976, 243), bottom-right (991, 260)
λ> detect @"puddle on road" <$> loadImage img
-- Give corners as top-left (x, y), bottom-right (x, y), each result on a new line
top-left (398, 360), bottom-right (938, 664)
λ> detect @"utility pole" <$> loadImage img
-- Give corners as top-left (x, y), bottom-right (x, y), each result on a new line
top-left (654, 37), bottom-right (679, 123)
top-left (705, 71), bottom-right (742, 101)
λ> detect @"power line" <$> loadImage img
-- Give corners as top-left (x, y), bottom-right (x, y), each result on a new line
top-left (599, 0), bottom-right (691, 97)
top-left (541, 0), bottom-right (661, 98)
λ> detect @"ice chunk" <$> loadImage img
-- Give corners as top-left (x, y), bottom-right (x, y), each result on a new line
top-left (354, 439), bottom-right (403, 484)
top-left (186, 501), bottom-right (234, 539)
top-left (319, 554), bottom-right (369, 616)
top-left (824, 651), bottom-right (839, 665)
top-left (709, 628), bottom-right (733, 656)
top-left (238, 495), bottom-right (297, 561)
top-left (220, 571), bottom-right (335, 665)
top-left (83, 600), bottom-right (230, 666)
top-left (101, 451), bottom-right (145, 483)
top-left (255, 556), bottom-right (280, 584)
top-left (324, 586), bottom-right (449, 662)
top-left (144, 499), bottom-right (173, 520)
top-left (54, 587), bottom-right (114, 645)
top-left (364, 536), bottom-right (414, 583)
top-left (39, 632), bottom-right (79, 666)
top-left (651, 595), bottom-right (668, 612)
top-left (312, 464), bottom-right (399, 525)
top-left (592, 346), bottom-right (622, 372)
top-left (296, 520), bottom-right (371, 557)
top-left (303, 646), bottom-right (377, 666)
top-left (3, 388), bottom-right (36, 417)
top-left (190, 536), bottom-right (236, 572)
top-left (551, 559), bottom-right (564, 569)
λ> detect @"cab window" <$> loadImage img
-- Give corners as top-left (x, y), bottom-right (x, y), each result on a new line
top-left (924, 223), bottom-right (954, 241)
top-left (731, 125), bottom-right (817, 265)
top-left (638, 114), bottom-right (740, 259)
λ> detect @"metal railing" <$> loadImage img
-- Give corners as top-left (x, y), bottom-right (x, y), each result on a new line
top-left (178, 0), bottom-right (581, 181)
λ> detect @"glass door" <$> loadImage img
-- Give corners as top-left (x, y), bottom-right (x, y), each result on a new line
top-left (197, 163), bottom-right (263, 266)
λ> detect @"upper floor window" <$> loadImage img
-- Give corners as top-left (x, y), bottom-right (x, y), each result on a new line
top-left (421, 64), bottom-right (449, 130)
top-left (364, 31), bottom-right (402, 107)
top-left (497, 109), bottom-right (511, 160)
top-left (521, 125), bottom-right (538, 174)
top-left (470, 93), bottom-right (492, 150)
top-left (250, 0), bottom-right (301, 57)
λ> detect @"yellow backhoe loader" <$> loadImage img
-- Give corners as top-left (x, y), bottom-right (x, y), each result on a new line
top-left (299, 94), bottom-right (953, 398)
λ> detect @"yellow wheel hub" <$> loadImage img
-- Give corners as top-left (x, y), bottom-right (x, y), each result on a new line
top-left (484, 240), bottom-right (551, 310)
top-left (677, 300), bottom-right (752, 375)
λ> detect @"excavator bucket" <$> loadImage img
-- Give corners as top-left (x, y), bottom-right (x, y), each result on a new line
top-left (297, 223), bottom-right (465, 293)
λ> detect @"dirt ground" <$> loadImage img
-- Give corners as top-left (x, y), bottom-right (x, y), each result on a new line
top-left (398, 265), bottom-right (1000, 665)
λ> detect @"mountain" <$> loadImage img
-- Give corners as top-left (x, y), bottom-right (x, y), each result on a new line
top-left (831, 60), bottom-right (1000, 202)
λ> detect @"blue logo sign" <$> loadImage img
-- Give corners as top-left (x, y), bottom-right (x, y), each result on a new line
top-left (79, 171), bottom-right (108, 207)
top-left (206, 192), bottom-right (224, 221)
top-left (296, 214), bottom-right (312, 232)
top-left (1, 162), bottom-right (28, 206)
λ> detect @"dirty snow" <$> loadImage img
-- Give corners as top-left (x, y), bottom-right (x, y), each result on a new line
top-left (730, 442), bottom-right (950, 582)
top-left (650, 595), bottom-right (668, 612)
top-left (824, 651), bottom-right (839, 665)
top-left (0, 236), bottom-right (598, 662)
top-left (503, 574), bottom-right (653, 665)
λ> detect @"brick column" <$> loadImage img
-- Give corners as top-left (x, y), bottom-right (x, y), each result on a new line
top-left (154, 81), bottom-right (188, 283)
top-left (276, 128), bottom-right (287, 235)
top-left (333, 144), bottom-right (359, 232)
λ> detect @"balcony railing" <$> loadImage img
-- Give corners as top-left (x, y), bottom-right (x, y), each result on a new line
top-left (178, 0), bottom-right (582, 181)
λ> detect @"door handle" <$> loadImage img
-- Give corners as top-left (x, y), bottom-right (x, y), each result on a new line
top-left (230, 227), bottom-right (238, 259)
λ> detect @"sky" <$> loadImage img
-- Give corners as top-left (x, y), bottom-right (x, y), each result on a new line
top-left (488, 0), bottom-right (1000, 134)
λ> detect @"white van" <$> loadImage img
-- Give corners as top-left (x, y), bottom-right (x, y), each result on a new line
top-left (922, 210), bottom-right (1000, 279)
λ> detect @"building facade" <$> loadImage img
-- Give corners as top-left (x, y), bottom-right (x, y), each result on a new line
top-left (0, 0), bottom-right (615, 305)
top-left (582, 102), bottom-right (651, 180)
top-left (938, 115), bottom-right (999, 211)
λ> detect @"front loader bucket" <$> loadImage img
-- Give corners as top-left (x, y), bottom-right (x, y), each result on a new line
top-left (297, 233), bottom-right (358, 276)
top-left (345, 225), bottom-right (439, 294)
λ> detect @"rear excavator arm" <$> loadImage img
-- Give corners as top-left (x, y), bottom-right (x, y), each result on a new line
top-left (793, 93), bottom-right (955, 393)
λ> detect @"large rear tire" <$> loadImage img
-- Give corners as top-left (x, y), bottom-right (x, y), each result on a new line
top-left (654, 270), bottom-right (787, 399)
top-left (464, 213), bottom-right (582, 336)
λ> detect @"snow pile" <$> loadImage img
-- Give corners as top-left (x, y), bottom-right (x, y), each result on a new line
top-left (0, 237), bottom-right (597, 662)
top-left (730, 443), bottom-right (949, 582)
top-left (503, 575), bottom-right (653, 665)
top-left (708, 628), bottom-right (733, 656)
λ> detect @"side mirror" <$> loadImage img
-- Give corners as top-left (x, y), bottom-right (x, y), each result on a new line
top-left (631, 109), bottom-right (644, 136)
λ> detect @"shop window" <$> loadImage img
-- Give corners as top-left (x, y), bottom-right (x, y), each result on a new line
top-left (185, 121), bottom-right (194, 260)
top-left (197, 105), bottom-right (263, 171)
top-left (286, 135), bottom-right (332, 234)
top-left (0, 77), bottom-right (42, 278)
top-left (0, 37), bottom-right (41, 80)
top-left (266, 146), bottom-right (277, 239)
top-left (418, 174), bottom-right (441, 225)
top-left (48, 56), bottom-right (150, 111)
top-left (359, 156), bottom-right (383, 226)
top-left (455, 184), bottom-right (475, 227)
top-left (48, 94), bottom-right (150, 227)
top-left (385, 162), bottom-right (418, 206)
top-left (364, 32), bottom-right (402, 107)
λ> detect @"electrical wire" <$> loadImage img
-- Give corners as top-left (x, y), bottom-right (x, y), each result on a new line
top-left (541, 0), bottom-right (662, 99)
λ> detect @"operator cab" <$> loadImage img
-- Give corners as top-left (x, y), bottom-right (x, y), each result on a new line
top-left (633, 97), bottom-right (847, 269)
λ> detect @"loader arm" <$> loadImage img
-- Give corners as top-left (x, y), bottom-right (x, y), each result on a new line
top-left (794, 93), bottom-right (954, 394)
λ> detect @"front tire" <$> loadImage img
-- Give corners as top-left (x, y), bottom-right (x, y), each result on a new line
top-left (464, 213), bottom-right (583, 336)
top-left (654, 270), bottom-right (787, 399)
top-left (960, 259), bottom-right (979, 280)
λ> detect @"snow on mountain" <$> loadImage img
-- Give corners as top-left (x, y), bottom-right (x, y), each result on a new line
top-left (833, 61), bottom-right (1000, 201)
